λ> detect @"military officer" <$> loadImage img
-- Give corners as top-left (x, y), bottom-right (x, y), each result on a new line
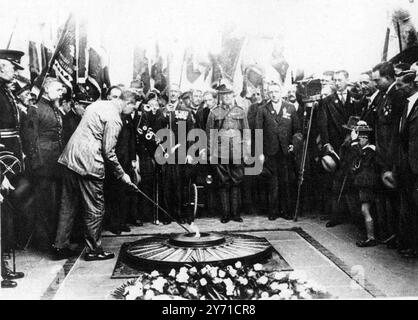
top-left (0, 49), bottom-right (25, 288)
top-left (157, 84), bottom-right (194, 224)
top-left (206, 81), bottom-right (250, 223)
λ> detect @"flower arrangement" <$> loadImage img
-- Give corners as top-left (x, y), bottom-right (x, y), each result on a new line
top-left (113, 262), bottom-right (331, 300)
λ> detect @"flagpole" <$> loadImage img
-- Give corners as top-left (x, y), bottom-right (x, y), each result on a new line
top-left (6, 17), bottom-right (19, 49)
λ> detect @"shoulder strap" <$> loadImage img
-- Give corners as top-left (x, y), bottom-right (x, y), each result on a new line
top-left (219, 106), bottom-right (235, 129)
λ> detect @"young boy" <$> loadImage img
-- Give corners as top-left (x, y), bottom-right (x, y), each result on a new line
top-left (350, 121), bottom-right (378, 247)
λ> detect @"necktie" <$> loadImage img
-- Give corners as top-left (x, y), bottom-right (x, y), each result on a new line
top-left (339, 93), bottom-right (345, 104)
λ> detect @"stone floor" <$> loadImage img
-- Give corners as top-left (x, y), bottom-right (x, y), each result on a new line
top-left (1, 214), bottom-right (417, 300)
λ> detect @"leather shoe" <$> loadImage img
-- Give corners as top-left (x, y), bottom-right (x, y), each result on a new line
top-left (51, 247), bottom-right (79, 260)
top-left (268, 215), bottom-right (277, 221)
top-left (120, 225), bottom-right (131, 233)
top-left (356, 238), bottom-right (378, 247)
top-left (85, 251), bottom-right (115, 261)
top-left (163, 220), bottom-right (171, 225)
top-left (232, 216), bottom-right (243, 222)
top-left (221, 217), bottom-right (230, 223)
top-left (132, 220), bottom-right (143, 227)
top-left (107, 227), bottom-right (121, 235)
top-left (2, 269), bottom-right (24, 280)
top-left (1, 279), bottom-right (17, 288)
top-left (326, 220), bottom-right (341, 228)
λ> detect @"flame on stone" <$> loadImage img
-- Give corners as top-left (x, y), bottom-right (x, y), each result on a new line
top-left (189, 222), bottom-right (201, 238)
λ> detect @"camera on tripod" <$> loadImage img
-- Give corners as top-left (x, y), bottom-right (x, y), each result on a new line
top-left (296, 78), bottom-right (322, 103)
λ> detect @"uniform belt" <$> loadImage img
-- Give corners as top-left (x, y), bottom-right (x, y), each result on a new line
top-left (0, 129), bottom-right (20, 138)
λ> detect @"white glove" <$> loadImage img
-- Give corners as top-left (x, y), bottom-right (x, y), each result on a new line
top-left (351, 128), bottom-right (359, 141)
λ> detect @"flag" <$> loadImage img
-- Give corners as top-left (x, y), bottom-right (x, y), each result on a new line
top-left (150, 43), bottom-right (168, 93)
top-left (77, 18), bottom-right (88, 83)
top-left (179, 48), bottom-right (212, 92)
top-left (133, 46), bottom-right (151, 93)
top-left (51, 14), bottom-right (77, 90)
top-left (87, 47), bottom-right (111, 98)
top-left (28, 41), bottom-right (41, 83)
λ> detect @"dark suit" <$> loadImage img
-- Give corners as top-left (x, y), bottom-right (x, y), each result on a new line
top-left (62, 110), bottom-right (81, 145)
top-left (105, 113), bottom-right (138, 232)
top-left (23, 97), bottom-right (64, 249)
top-left (397, 95), bottom-right (418, 251)
top-left (374, 84), bottom-right (403, 241)
top-left (256, 100), bottom-right (301, 217)
top-left (317, 91), bottom-right (356, 153)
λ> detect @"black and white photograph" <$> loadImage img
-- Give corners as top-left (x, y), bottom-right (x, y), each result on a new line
top-left (0, 0), bottom-right (417, 303)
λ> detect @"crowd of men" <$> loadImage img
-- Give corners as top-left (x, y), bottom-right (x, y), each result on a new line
top-left (1, 47), bottom-right (418, 289)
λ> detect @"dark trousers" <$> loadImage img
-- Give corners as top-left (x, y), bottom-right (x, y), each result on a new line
top-left (374, 187), bottom-right (399, 241)
top-left (261, 152), bottom-right (296, 218)
top-left (161, 164), bottom-right (182, 221)
top-left (399, 172), bottom-right (418, 251)
top-left (54, 168), bottom-right (105, 253)
top-left (214, 161), bottom-right (244, 218)
top-left (105, 166), bottom-right (138, 230)
top-left (31, 176), bottom-right (61, 250)
top-left (137, 155), bottom-right (156, 222)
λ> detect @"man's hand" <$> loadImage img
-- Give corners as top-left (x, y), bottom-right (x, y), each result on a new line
top-left (121, 173), bottom-right (132, 185)
top-left (351, 128), bottom-right (359, 141)
top-left (324, 143), bottom-right (334, 153)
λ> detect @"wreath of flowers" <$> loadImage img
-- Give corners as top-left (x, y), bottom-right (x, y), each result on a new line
top-left (113, 262), bottom-right (331, 300)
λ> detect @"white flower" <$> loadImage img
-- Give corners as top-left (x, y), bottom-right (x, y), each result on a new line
top-left (253, 263), bottom-right (263, 271)
top-left (227, 267), bottom-right (237, 277)
top-left (277, 283), bottom-right (288, 291)
top-left (176, 272), bottom-right (189, 283)
top-left (305, 280), bottom-right (326, 293)
top-left (208, 267), bottom-right (219, 278)
top-left (270, 282), bottom-right (280, 291)
top-left (248, 270), bottom-right (256, 278)
top-left (237, 277), bottom-right (248, 286)
top-left (235, 261), bottom-right (242, 269)
top-left (150, 270), bottom-right (159, 278)
top-left (168, 269), bottom-right (176, 277)
top-left (200, 267), bottom-right (207, 275)
top-left (261, 292), bottom-right (269, 299)
top-left (273, 271), bottom-right (287, 281)
top-left (189, 267), bottom-right (197, 274)
top-left (144, 284), bottom-right (150, 290)
top-left (200, 278), bottom-right (207, 286)
top-left (179, 267), bottom-right (188, 275)
top-left (289, 271), bottom-right (307, 283)
top-left (270, 294), bottom-right (280, 300)
top-left (124, 285), bottom-right (143, 300)
top-left (200, 296), bottom-right (206, 300)
top-left (218, 270), bottom-right (226, 278)
top-left (213, 277), bottom-right (223, 284)
top-left (278, 288), bottom-right (293, 300)
top-left (144, 289), bottom-right (155, 300)
top-left (151, 277), bottom-right (167, 293)
top-left (257, 276), bottom-right (268, 285)
top-left (188, 287), bottom-right (198, 297)
top-left (223, 278), bottom-right (234, 289)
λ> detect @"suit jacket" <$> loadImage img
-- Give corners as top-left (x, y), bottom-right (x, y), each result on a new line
top-left (255, 100), bottom-right (301, 156)
top-left (62, 109), bottom-right (82, 145)
top-left (317, 91), bottom-right (356, 154)
top-left (58, 100), bottom-right (125, 180)
top-left (24, 97), bottom-right (64, 177)
top-left (398, 96), bottom-right (418, 175)
top-left (374, 84), bottom-right (404, 172)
